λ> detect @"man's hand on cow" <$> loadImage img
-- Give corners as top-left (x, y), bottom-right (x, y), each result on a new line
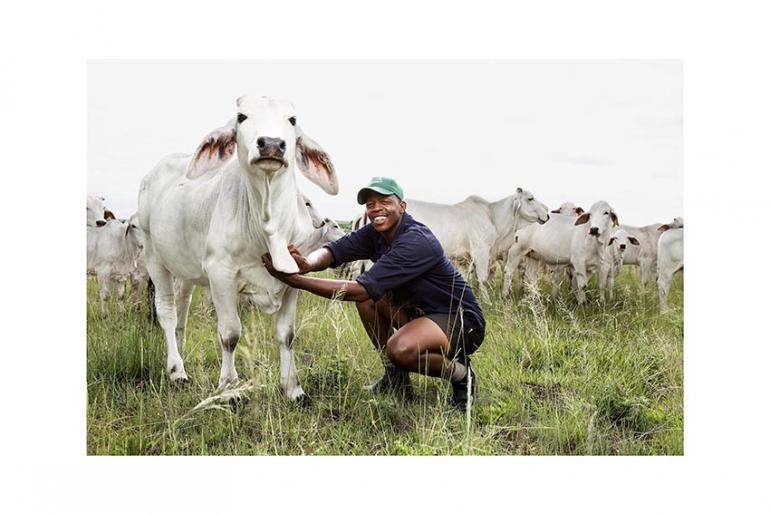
top-left (287, 244), bottom-right (313, 274)
top-left (262, 253), bottom-right (298, 284)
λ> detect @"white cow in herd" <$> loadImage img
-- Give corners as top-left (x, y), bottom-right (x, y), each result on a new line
top-left (620, 223), bottom-right (665, 289)
top-left (137, 95), bottom-right (338, 403)
top-left (536, 202), bottom-right (586, 295)
top-left (300, 193), bottom-right (346, 250)
top-left (599, 228), bottom-right (640, 302)
top-left (406, 188), bottom-right (549, 301)
top-left (551, 202), bottom-right (584, 217)
top-left (656, 217), bottom-right (684, 313)
top-left (87, 217), bottom-right (144, 315)
top-left (87, 195), bottom-right (107, 227)
top-left (503, 200), bottom-right (619, 303)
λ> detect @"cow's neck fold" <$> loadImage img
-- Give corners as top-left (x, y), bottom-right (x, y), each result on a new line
top-left (242, 167), bottom-right (299, 239)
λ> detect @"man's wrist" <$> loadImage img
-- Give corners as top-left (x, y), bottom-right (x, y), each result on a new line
top-left (285, 273), bottom-right (303, 287)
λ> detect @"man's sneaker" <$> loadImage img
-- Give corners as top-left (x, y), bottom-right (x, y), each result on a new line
top-left (449, 362), bottom-right (476, 411)
top-left (364, 368), bottom-right (414, 400)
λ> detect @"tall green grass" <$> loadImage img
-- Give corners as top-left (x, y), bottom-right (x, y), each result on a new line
top-left (87, 268), bottom-right (683, 455)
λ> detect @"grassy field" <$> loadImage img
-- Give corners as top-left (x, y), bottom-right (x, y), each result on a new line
top-left (87, 268), bottom-right (683, 455)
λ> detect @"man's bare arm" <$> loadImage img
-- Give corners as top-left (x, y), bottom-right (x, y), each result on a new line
top-left (262, 252), bottom-right (370, 302)
top-left (288, 246), bottom-right (335, 274)
top-left (285, 274), bottom-right (370, 302)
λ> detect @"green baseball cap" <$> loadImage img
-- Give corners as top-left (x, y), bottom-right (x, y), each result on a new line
top-left (356, 176), bottom-right (405, 205)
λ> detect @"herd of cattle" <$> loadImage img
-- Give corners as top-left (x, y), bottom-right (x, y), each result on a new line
top-left (86, 95), bottom-right (683, 402)
top-left (337, 193), bottom-right (684, 311)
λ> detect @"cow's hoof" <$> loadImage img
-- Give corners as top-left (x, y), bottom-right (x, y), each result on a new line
top-left (294, 393), bottom-right (312, 408)
top-left (217, 389), bottom-right (243, 410)
top-left (170, 374), bottom-right (189, 388)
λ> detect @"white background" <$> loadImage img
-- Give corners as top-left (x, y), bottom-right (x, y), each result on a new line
top-left (2, 1), bottom-right (769, 513)
top-left (88, 59), bottom-right (681, 226)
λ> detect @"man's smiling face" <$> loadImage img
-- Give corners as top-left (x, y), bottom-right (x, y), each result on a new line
top-left (364, 192), bottom-right (405, 234)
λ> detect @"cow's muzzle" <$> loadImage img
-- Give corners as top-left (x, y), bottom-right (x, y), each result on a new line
top-left (589, 227), bottom-right (600, 236)
top-left (252, 137), bottom-right (288, 171)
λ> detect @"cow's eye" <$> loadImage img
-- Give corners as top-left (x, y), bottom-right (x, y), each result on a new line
top-left (604, 211), bottom-right (609, 215)
top-left (288, 116), bottom-right (296, 126)
top-left (237, 113), bottom-right (248, 124)
top-left (305, 202), bottom-right (311, 207)
top-left (528, 197), bottom-right (534, 201)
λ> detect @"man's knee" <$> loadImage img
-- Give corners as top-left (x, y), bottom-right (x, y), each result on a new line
top-left (386, 337), bottom-right (415, 367)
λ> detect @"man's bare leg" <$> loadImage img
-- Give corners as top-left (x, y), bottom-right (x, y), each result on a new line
top-left (355, 297), bottom-right (413, 397)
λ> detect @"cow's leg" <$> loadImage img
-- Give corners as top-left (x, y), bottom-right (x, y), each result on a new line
top-left (114, 277), bottom-right (127, 312)
top-left (96, 271), bottom-right (111, 317)
top-left (470, 245), bottom-right (491, 303)
top-left (640, 257), bottom-right (655, 290)
top-left (522, 256), bottom-right (540, 292)
top-left (598, 267), bottom-right (608, 303)
top-left (657, 266), bottom-right (674, 313)
top-left (130, 275), bottom-right (143, 307)
top-left (550, 265), bottom-right (565, 299)
top-left (502, 247), bottom-right (524, 298)
top-left (573, 260), bottom-right (589, 304)
top-left (275, 286), bottom-right (308, 403)
top-left (208, 269), bottom-right (241, 389)
top-left (174, 279), bottom-right (195, 353)
top-left (607, 269), bottom-right (617, 301)
top-left (145, 258), bottom-right (187, 383)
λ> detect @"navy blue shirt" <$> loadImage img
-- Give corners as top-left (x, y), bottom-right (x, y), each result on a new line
top-left (325, 213), bottom-right (485, 331)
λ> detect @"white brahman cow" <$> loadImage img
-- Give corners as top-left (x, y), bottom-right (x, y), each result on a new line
top-left (137, 95), bottom-right (338, 404)
top-left (599, 228), bottom-right (640, 302)
top-left (551, 202), bottom-right (584, 217)
top-left (503, 200), bottom-right (619, 303)
top-left (406, 188), bottom-right (549, 301)
top-left (87, 195), bottom-right (107, 227)
top-left (87, 218), bottom-right (144, 315)
top-left (621, 217), bottom-right (684, 290)
top-left (620, 223), bottom-right (664, 290)
top-left (538, 202), bottom-right (586, 295)
top-left (656, 218), bottom-right (684, 313)
top-left (300, 193), bottom-right (346, 250)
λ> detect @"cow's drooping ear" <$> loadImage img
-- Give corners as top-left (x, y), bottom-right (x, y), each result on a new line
top-left (658, 224), bottom-right (670, 232)
top-left (295, 125), bottom-right (338, 195)
top-left (607, 237), bottom-right (616, 246)
top-left (575, 207), bottom-right (585, 215)
top-left (629, 236), bottom-right (640, 246)
top-left (575, 212), bottom-right (591, 225)
top-left (104, 210), bottom-right (116, 221)
top-left (187, 119), bottom-right (237, 179)
top-left (610, 211), bottom-right (619, 226)
top-left (516, 187), bottom-right (523, 193)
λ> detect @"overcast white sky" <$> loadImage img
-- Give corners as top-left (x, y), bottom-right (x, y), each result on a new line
top-left (88, 60), bottom-right (681, 226)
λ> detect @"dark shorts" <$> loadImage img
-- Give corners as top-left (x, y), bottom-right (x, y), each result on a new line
top-left (421, 312), bottom-right (485, 361)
